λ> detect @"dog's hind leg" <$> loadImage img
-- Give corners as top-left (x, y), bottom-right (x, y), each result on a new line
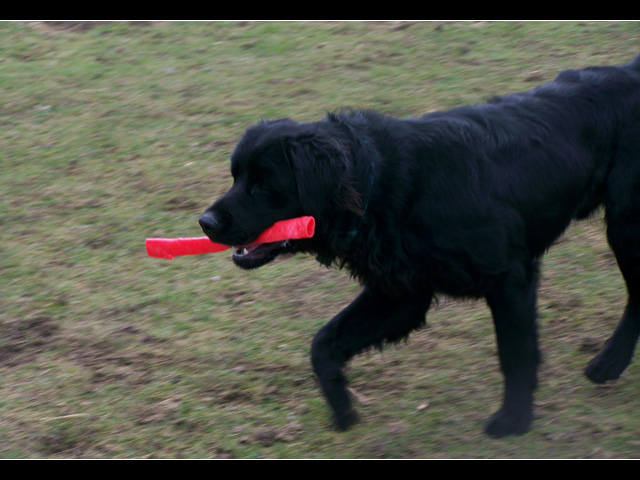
top-left (585, 145), bottom-right (640, 384)
top-left (484, 260), bottom-right (541, 437)
top-left (310, 288), bottom-right (431, 430)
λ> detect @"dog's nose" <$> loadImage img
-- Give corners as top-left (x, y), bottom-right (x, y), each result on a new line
top-left (199, 211), bottom-right (221, 238)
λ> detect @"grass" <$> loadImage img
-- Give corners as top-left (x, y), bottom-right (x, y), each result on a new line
top-left (1, 20), bottom-right (640, 458)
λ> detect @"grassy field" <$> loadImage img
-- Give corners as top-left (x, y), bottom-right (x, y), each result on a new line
top-left (1, 20), bottom-right (640, 459)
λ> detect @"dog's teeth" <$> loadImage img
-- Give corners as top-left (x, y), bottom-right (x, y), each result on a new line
top-left (242, 248), bottom-right (249, 256)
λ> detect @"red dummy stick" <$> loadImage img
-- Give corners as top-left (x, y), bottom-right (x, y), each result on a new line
top-left (145, 216), bottom-right (315, 260)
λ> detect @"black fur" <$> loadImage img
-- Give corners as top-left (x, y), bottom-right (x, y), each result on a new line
top-left (199, 57), bottom-right (640, 437)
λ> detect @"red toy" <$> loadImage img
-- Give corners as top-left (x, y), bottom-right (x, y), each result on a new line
top-left (146, 216), bottom-right (315, 260)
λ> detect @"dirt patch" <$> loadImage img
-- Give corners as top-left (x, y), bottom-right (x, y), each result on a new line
top-left (65, 329), bottom-right (169, 387)
top-left (0, 316), bottom-right (59, 367)
top-left (163, 195), bottom-right (200, 212)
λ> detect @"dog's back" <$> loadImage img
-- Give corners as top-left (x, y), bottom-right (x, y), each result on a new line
top-left (409, 57), bottom-right (640, 259)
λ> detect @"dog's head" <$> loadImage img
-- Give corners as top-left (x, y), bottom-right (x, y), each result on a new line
top-left (199, 118), bottom-right (355, 269)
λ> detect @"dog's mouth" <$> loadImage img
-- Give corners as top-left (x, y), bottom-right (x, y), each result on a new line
top-left (231, 240), bottom-right (294, 269)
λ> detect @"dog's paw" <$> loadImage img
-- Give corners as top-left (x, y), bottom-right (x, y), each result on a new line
top-left (332, 409), bottom-right (360, 431)
top-left (584, 343), bottom-right (633, 384)
top-left (585, 354), bottom-right (625, 384)
top-left (484, 408), bottom-right (531, 438)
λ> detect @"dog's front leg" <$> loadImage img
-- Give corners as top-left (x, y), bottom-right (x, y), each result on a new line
top-left (484, 260), bottom-right (541, 437)
top-left (311, 288), bottom-right (432, 430)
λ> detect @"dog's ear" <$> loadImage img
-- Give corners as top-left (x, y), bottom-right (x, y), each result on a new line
top-left (283, 129), bottom-right (356, 218)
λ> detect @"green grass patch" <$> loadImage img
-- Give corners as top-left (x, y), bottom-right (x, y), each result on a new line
top-left (1, 20), bottom-right (640, 458)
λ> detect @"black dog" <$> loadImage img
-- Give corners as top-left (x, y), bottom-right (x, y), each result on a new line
top-left (199, 57), bottom-right (640, 437)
